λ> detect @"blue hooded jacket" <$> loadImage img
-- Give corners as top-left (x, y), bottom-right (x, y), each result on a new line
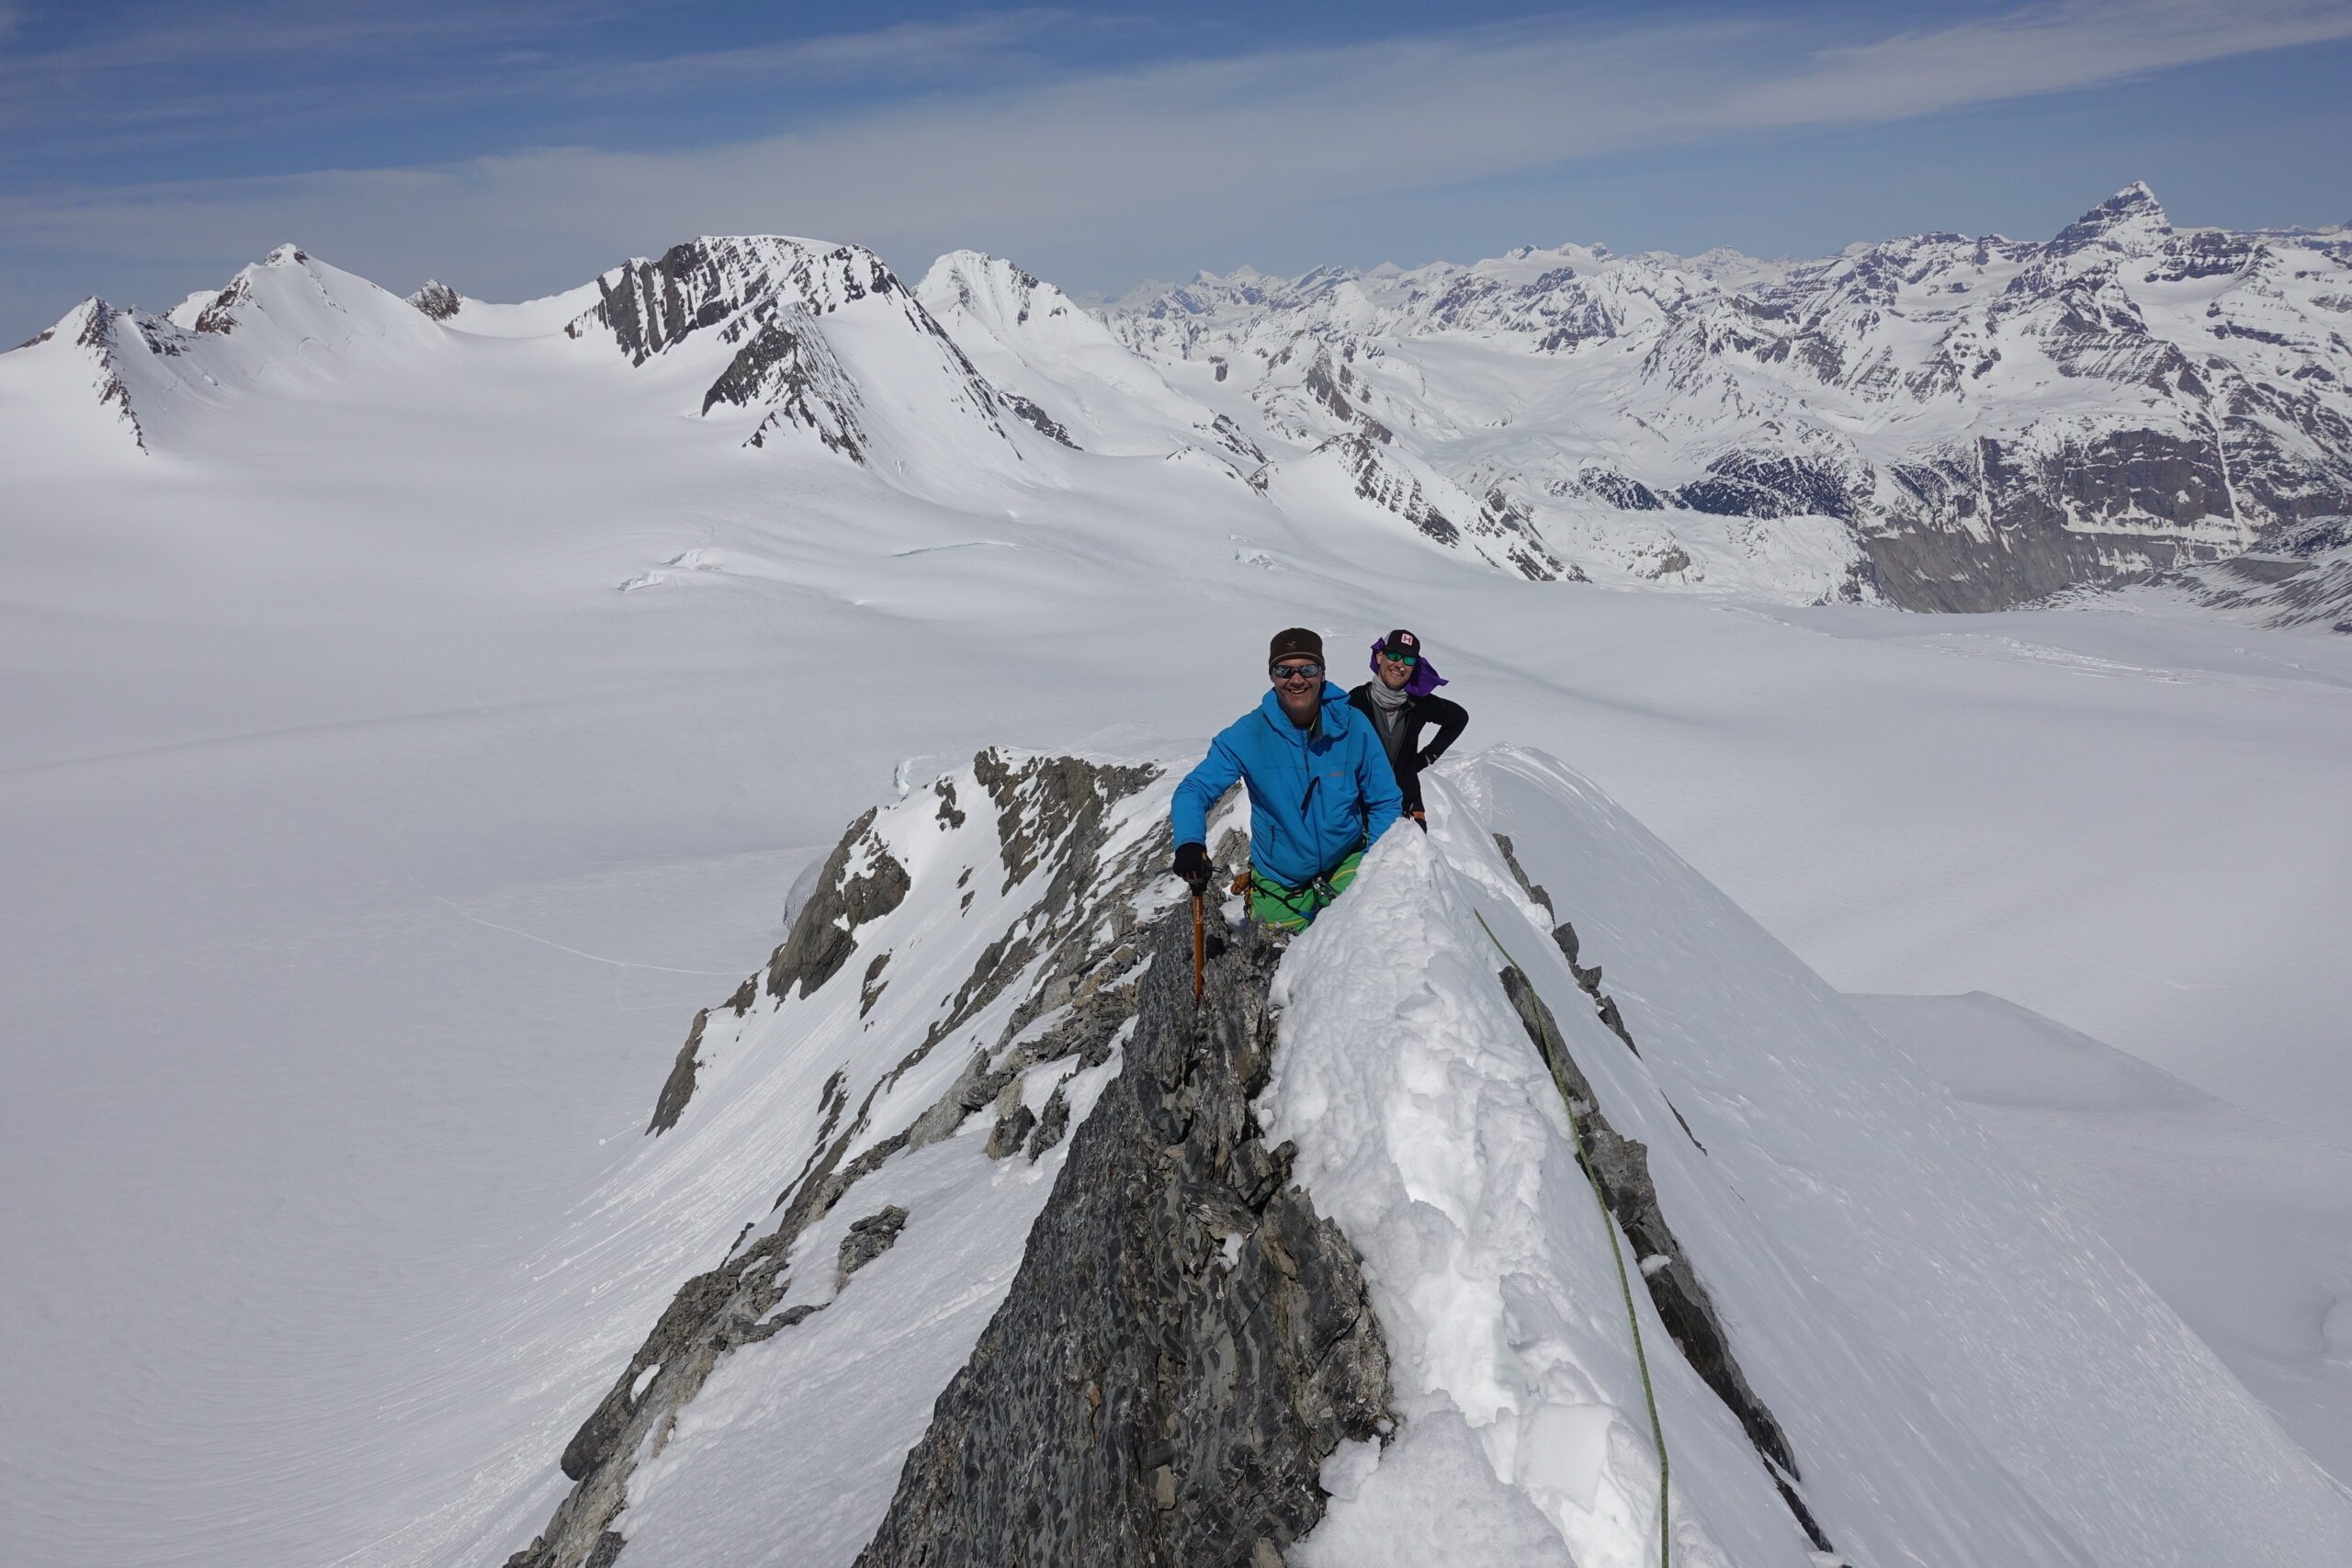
top-left (1170, 682), bottom-right (1404, 888)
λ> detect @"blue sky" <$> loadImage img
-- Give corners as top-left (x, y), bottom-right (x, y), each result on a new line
top-left (4, 0), bottom-right (2349, 340)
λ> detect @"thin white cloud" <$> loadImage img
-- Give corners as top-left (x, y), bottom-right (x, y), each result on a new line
top-left (0, 5), bottom-right (1072, 141)
top-left (1724, 0), bottom-right (2352, 125)
top-left (5, 0), bottom-right (2348, 313)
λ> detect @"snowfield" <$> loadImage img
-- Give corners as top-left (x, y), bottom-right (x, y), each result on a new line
top-left (3, 219), bottom-right (2349, 1567)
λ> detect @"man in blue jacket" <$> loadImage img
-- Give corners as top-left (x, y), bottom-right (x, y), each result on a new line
top-left (1170, 627), bottom-right (1404, 931)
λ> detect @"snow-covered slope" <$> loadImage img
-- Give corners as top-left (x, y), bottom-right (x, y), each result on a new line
top-left (481, 749), bottom-right (2350, 1567)
top-left (1856, 989), bottom-right (2352, 1478)
top-left (1, 245), bottom-right (438, 453)
top-left (1107, 184), bottom-right (2352, 609)
top-left (915, 250), bottom-right (1260, 465)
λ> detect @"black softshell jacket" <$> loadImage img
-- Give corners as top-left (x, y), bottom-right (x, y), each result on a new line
top-left (1344, 682), bottom-right (1468, 814)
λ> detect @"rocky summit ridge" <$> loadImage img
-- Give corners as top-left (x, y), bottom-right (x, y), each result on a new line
top-left (486, 747), bottom-right (2352, 1566)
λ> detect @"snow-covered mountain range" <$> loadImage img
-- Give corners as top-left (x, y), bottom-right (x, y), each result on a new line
top-left (10, 182), bottom-right (2347, 616)
top-left (1107, 183), bottom-right (2352, 612)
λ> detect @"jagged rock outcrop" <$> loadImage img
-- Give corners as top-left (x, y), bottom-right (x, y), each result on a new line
top-left (761, 807), bottom-right (911, 1004)
top-left (500, 749), bottom-right (1392, 1568)
top-left (506, 753), bottom-right (1213, 1565)
top-left (407, 280), bottom-right (462, 320)
top-left (855, 916), bottom-right (1390, 1568)
top-left (644, 1009), bottom-right (707, 1135)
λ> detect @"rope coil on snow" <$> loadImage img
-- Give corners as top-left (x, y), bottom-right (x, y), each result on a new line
top-left (1474, 908), bottom-right (1674, 1568)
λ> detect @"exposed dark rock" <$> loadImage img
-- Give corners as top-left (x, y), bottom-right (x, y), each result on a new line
top-left (1672, 453), bottom-right (1861, 523)
top-left (192, 277), bottom-right (251, 335)
top-left (702, 315), bottom-right (865, 461)
top-left (762, 809), bottom-right (910, 1003)
top-left (854, 914), bottom-right (1390, 1568)
top-left (1493, 834), bottom-right (1637, 1056)
top-left (1303, 344), bottom-right (1357, 424)
top-left (1002, 391), bottom-right (1080, 447)
top-left (861, 952), bottom-right (891, 1017)
top-left (646, 1009), bottom-right (708, 1134)
top-left (1570, 468), bottom-right (1666, 512)
top-left (408, 280), bottom-right (462, 320)
top-left (933, 776), bottom-right (967, 829)
top-left (1876, 430), bottom-right (2248, 610)
top-left (2125, 513), bottom-right (2352, 632)
top-left (836, 1206), bottom-right (910, 1291)
top-left (1026, 1082), bottom-right (1072, 1159)
top-left (1211, 412), bottom-right (1266, 464)
top-left (986, 1100), bottom-right (1038, 1160)
top-left (1490, 832), bottom-right (1554, 919)
top-left (975, 750), bottom-right (1158, 894)
top-left (1320, 434), bottom-right (1567, 581)
top-left (579, 240), bottom-right (884, 366)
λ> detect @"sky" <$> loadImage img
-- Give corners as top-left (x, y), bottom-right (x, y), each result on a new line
top-left (3, 0), bottom-right (2349, 340)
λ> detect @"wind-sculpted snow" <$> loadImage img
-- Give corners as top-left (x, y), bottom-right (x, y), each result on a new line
top-left (1108, 182), bottom-right (2352, 609)
top-left (1267, 750), bottom-right (2352, 1565)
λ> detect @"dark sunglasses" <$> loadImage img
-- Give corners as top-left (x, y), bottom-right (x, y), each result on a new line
top-left (1270, 662), bottom-right (1324, 681)
top-left (1379, 649), bottom-right (1419, 666)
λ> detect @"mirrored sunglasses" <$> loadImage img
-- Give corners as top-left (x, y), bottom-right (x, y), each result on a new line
top-left (1270, 662), bottom-right (1324, 681)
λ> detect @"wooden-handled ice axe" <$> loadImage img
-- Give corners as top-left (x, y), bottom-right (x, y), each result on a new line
top-left (1192, 889), bottom-right (1205, 1004)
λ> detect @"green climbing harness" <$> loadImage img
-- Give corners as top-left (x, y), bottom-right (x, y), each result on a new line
top-left (1243, 850), bottom-right (1365, 932)
top-left (1473, 908), bottom-right (1674, 1568)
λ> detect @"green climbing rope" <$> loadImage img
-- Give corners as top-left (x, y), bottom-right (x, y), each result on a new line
top-left (1473, 908), bottom-right (1673, 1568)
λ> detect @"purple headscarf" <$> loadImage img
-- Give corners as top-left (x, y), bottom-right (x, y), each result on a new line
top-left (1370, 637), bottom-right (1448, 698)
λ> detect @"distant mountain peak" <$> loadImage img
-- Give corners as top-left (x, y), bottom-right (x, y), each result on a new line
top-left (2052, 182), bottom-right (2170, 251)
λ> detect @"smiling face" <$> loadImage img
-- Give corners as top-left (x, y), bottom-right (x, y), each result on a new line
top-left (1376, 649), bottom-right (1415, 691)
top-left (1271, 659), bottom-right (1324, 724)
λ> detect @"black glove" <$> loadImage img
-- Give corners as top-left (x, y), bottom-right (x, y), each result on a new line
top-left (1172, 841), bottom-right (1210, 895)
